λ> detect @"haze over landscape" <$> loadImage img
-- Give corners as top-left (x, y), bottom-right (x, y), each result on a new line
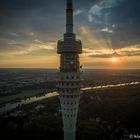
top-left (0, 0), bottom-right (140, 69)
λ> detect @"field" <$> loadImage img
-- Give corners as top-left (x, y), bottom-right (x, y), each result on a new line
top-left (0, 90), bottom-right (37, 104)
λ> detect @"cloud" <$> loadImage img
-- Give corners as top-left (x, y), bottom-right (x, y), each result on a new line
top-left (13, 41), bottom-right (56, 55)
top-left (118, 44), bottom-right (140, 57)
top-left (86, 0), bottom-right (140, 50)
top-left (85, 44), bottom-right (140, 58)
top-left (88, 14), bottom-right (93, 22)
top-left (9, 32), bottom-right (20, 37)
top-left (100, 27), bottom-right (113, 33)
top-left (74, 9), bottom-right (83, 16)
top-left (0, 38), bottom-right (56, 59)
top-left (0, 0), bottom-right (140, 68)
top-left (84, 48), bottom-right (115, 58)
top-left (87, 0), bottom-right (118, 23)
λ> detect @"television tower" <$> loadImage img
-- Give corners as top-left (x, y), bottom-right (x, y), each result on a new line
top-left (57, 0), bottom-right (82, 140)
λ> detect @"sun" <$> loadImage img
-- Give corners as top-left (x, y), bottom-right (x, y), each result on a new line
top-left (111, 57), bottom-right (118, 63)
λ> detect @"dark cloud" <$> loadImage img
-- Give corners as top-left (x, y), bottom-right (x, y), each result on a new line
top-left (120, 50), bottom-right (140, 57)
top-left (88, 48), bottom-right (140, 58)
top-left (0, 0), bottom-right (65, 35)
top-left (108, 0), bottom-right (140, 49)
top-left (88, 51), bottom-right (121, 58)
top-left (87, 0), bottom-right (140, 49)
top-left (89, 53), bottom-right (114, 58)
top-left (0, 0), bottom-right (140, 57)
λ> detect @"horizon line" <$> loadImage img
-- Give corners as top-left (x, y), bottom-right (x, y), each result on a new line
top-left (0, 67), bottom-right (140, 70)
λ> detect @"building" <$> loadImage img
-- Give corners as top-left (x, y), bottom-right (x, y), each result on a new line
top-left (57, 0), bottom-right (82, 140)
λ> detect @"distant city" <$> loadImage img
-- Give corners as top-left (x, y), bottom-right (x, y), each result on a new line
top-left (0, 69), bottom-right (57, 97)
top-left (0, 69), bottom-right (140, 96)
top-left (0, 68), bottom-right (139, 98)
top-left (0, 68), bottom-right (140, 98)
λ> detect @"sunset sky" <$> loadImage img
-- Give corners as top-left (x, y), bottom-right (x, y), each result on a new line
top-left (0, 0), bottom-right (140, 69)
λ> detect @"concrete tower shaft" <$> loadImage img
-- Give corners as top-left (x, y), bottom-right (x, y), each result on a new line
top-left (57, 0), bottom-right (82, 140)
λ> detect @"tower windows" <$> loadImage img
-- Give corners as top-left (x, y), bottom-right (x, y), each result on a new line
top-left (61, 89), bottom-right (64, 92)
top-left (61, 77), bottom-right (64, 80)
top-left (66, 76), bottom-right (68, 79)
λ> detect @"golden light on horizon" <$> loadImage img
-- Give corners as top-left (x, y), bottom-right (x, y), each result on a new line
top-left (111, 57), bottom-right (119, 63)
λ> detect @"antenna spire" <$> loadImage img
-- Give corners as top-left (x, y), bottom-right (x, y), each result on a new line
top-left (66, 0), bottom-right (73, 33)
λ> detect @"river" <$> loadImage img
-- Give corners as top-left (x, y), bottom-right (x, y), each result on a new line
top-left (0, 81), bottom-right (139, 114)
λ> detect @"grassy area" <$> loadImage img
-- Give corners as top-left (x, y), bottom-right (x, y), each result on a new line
top-left (0, 90), bottom-right (37, 104)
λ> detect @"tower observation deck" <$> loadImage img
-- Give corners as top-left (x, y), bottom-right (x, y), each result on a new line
top-left (57, 0), bottom-right (82, 140)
